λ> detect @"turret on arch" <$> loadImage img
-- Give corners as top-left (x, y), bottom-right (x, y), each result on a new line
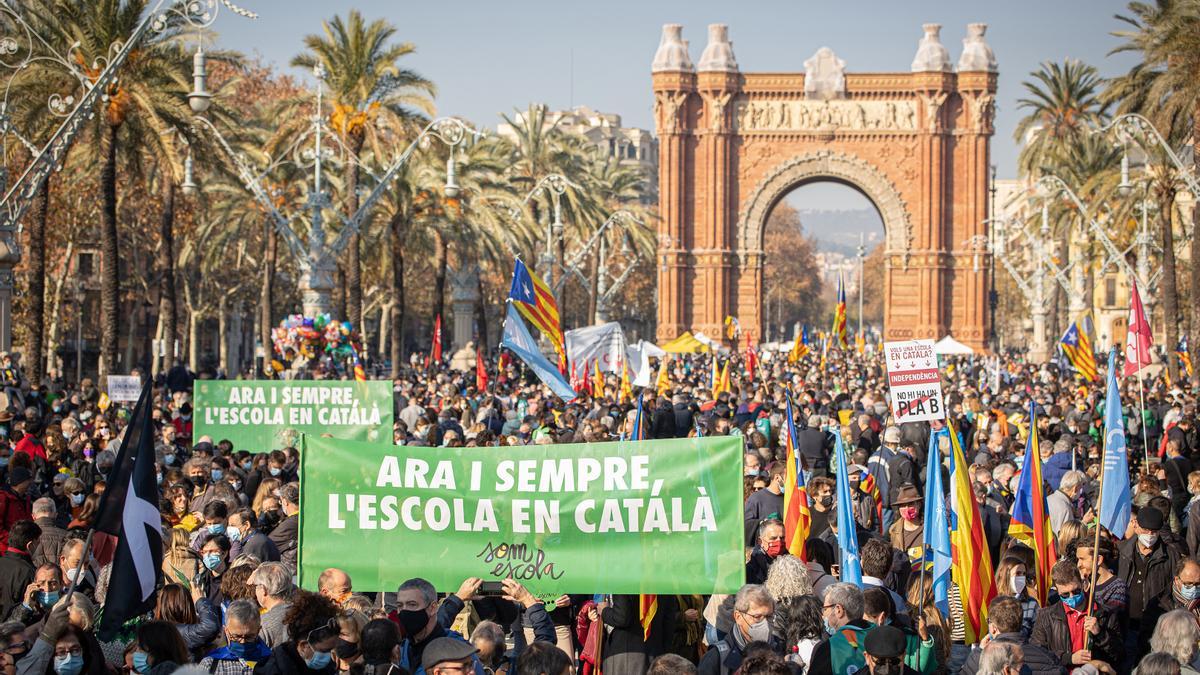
top-left (652, 23), bottom-right (997, 349)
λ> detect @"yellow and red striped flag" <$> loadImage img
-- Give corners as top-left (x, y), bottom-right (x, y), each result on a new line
top-left (831, 273), bottom-right (848, 348)
top-left (788, 325), bottom-right (810, 364)
top-left (782, 392), bottom-right (811, 560)
top-left (1007, 405), bottom-right (1057, 606)
top-left (859, 473), bottom-right (883, 534)
top-left (655, 355), bottom-right (671, 396)
top-left (639, 594), bottom-right (657, 640)
top-left (591, 360), bottom-right (605, 398)
top-left (947, 419), bottom-right (997, 643)
top-left (508, 258), bottom-right (566, 363)
top-left (1059, 322), bottom-right (1099, 382)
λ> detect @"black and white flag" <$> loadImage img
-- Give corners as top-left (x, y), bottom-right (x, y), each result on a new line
top-left (93, 379), bottom-right (163, 640)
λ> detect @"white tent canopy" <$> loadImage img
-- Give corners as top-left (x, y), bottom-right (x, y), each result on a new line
top-left (934, 335), bottom-right (975, 355)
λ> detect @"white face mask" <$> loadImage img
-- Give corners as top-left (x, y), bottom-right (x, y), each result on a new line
top-left (1011, 574), bottom-right (1026, 595)
top-left (1139, 532), bottom-right (1159, 548)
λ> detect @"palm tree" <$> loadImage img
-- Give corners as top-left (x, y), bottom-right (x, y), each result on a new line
top-left (50, 0), bottom-right (196, 383)
top-left (291, 10), bottom-right (434, 340)
top-left (1109, 0), bottom-right (1200, 381)
top-left (1015, 60), bottom-right (1111, 339)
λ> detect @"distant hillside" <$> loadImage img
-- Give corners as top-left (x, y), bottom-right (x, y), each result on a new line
top-left (799, 208), bottom-right (884, 253)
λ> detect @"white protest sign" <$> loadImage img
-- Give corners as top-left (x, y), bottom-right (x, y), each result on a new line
top-left (107, 375), bottom-right (142, 402)
top-left (884, 339), bottom-right (945, 423)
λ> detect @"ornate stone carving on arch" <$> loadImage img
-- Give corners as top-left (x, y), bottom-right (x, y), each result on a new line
top-left (735, 150), bottom-right (913, 256)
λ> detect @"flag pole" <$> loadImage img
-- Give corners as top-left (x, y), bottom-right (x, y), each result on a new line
top-left (1137, 373), bottom-right (1151, 471)
top-left (1083, 439), bottom-right (1107, 652)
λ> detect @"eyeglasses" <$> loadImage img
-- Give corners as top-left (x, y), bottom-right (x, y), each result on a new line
top-left (306, 617), bottom-right (338, 646)
top-left (53, 646), bottom-right (83, 658)
top-left (226, 631), bottom-right (259, 644)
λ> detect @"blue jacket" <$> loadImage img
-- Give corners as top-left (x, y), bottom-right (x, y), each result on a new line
top-left (399, 627), bottom-right (484, 675)
top-left (1042, 452), bottom-right (1075, 491)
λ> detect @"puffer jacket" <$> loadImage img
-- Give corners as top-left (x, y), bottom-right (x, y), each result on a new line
top-left (175, 597), bottom-right (220, 660)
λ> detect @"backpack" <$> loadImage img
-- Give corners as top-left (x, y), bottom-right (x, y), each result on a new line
top-left (829, 624), bottom-right (869, 675)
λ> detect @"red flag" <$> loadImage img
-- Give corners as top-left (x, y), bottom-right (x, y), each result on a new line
top-left (431, 315), bottom-right (443, 366)
top-left (497, 351), bottom-right (511, 384)
top-left (1124, 281), bottom-right (1153, 376)
top-left (475, 348), bottom-right (489, 391)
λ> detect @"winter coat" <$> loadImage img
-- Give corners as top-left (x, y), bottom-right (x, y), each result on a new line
top-left (959, 632), bottom-right (1061, 675)
top-left (601, 594), bottom-right (677, 675)
top-left (1030, 602), bottom-right (1123, 669)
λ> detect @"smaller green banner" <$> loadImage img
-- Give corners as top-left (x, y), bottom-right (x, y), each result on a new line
top-left (193, 381), bottom-right (393, 453)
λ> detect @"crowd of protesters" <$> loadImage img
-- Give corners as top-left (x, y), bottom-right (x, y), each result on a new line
top-left (0, 341), bottom-right (1190, 675)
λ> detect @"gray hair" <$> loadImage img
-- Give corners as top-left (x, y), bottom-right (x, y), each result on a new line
top-left (225, 599), bottom-right (261, 629)
top-left (251, 562), bottom-right (294, 598)
top-left (1136, 653), bottom-right (1184, 675)
top-left (1060, 471), bottom-right (1087, 494)
top-left (807, 414), bottom-right (822, 428)
top-left (31, 498), bottom-right (55, 518)
top-left (280, 483), bottom-right (300, 506)
top-left (398, 577), bottom-right (437, 606)
top-left (823, 583), bottom-right (864, 620)
top-left (96, 450), bottom-right (115, 467)
top-left (470, 620), bottom-right (506, 646)
top-left (1151, 610), bottom-right (1200, 664)
top-left (978, 641), bottom-right (1023, 675)
top-left (764, 555), bottom-right (814, 601)
top-left (0, 620), bottom-right (24, 645)
top-left (733, 584), bottom-right (775, 613)
top-left (1052, 438), bottom-right (1071, 455)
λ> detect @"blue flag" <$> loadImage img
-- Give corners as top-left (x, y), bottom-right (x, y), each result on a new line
top-left (923, 430), bottom-right (952, 618)
top-left (500, 303), bottom-right (576, 403)
top-left (834, 432), bottom-right (862, 586)
top-left (1099, 349), bottom-right (1131, 535)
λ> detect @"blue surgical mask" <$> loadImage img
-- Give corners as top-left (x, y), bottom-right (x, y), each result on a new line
top-left (132, 650), bottom-right (150, 674)
top-left (38, 590), bottom-right (60, 607)
top-left (269, 467), bottom-right (281, 477)
top-left (203, 553), bottom-right (222, 570)
top-left (1181, 583), bottom-right (1200, 601)
top-left (70, 493), bottom-right (84, 507)
top-left (207, 523), bottom-right (226, 535)
top-left (53, 654), bottom-right (84, 675)
top-left (227, 527), bottom-right (243, 543)
top-left (242, 461), bottom-right (253, 472)
top-left (1061, 591), bottom-right (1085, 609)
top-left (305, 650), bottom-right (332, 669)
top-left (822, 618), bottom-right (835, 636)
top-left (163, 453), bottom-right (175, 465)
top-left (211, 469), bottom-right (223, 481)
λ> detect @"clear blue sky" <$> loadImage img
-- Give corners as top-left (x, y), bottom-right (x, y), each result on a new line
top-left (208, 0), bottom-right (1137, 212)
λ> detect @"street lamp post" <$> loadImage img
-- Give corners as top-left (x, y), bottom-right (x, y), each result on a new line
top-left (191, 69), bottom-right (481, 318)
top-left (518, 174), bottom-right (581, 305)
top-left (73, 282), bottom-right (83, 384)
top-left (856, 232), bottom-right (865, 342)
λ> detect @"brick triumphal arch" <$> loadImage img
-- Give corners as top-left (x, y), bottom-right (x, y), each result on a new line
top-left (652, 23), bottom-right (997, 350)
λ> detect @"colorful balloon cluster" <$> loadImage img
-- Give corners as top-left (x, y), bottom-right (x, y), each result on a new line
top-left (271, 313), bottom-right (361, 361)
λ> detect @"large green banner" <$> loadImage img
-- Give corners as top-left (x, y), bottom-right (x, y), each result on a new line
top-left (298, 435), bottom-right (745, 595)
top-left (193, 381), bottom-right (393, 452)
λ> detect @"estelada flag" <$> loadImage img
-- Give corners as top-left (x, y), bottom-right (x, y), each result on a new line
top-left (1007, 403), bottom-right (1057, 605)
top-left (1125, 280), bottom-right (1153, 376)
top-left (508, 257), bottom-right (566, 363)
top-left (782, 392), bottom-right (811, 559)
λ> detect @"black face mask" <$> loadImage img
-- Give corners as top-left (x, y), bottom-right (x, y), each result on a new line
top-left (819, 495), bottom-right (834, 508)
top-left (397, 608), bottom-right (430, 637)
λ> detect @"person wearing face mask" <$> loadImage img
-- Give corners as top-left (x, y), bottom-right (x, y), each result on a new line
top-left (196, 534), bottom-right (231, 607)
top-left (888, 485), bottom-right (925, 566)
top-left (126, 621), bottom-right (189, 675)
top-left (55, 540), bottom-right (93, 601)
top-left (860, 588), bottom-right (933, 674)
top-left (697, 584), bottom-right (774, 675)
top-left (1076, 537), bottom-right (1127, 616)
top-left (744, 463), bottom-right (785, 545)
top-left (960, 596), bottom-right (1060, 675)
top-left (198, 599), bottom-right (271, 674)
top-left (1030, 560), bottom-right (1123, 669)
top-left (189, 501), bottom-right (228, 552)
top-left (267, 484), bottom-right (300, 574)
top-left (248, 563), bottom-right (295, 649)
top-left (746, 519), bottom-right (786, 585)
top-left (1164, 558), bottom-right (1200, 624)
top-left (993, 558), bottom-right (1039, 639)
top-left (807, 583), bottom-right (870, 675)
top-left (227, 509), bottom-right (278, 563)
top-left (8, 563), bottom-right (62, 627)
top-left (1119, 506), bottom-right (1181, 658)
top-left (886, 442), bottom-right (921, 508)
top-left (389, 577), bottom-right (484, 674)
top-left (807, 477), bottom-right (836, 539)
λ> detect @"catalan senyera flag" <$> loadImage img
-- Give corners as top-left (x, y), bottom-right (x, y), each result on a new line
top-left (1059, 322), bottom-right (1099, 382)
top-left (788, 325), bottom-right (810, 364)
top-left (947, 420), bottom-right (996, 643)
top-left (718, 358), bottom-right (731, 395)
top-left (508, 258), bottom-right (566, 363)
top-left (782, 392), bottom-right (811, 560)
top-left (619, 362), bottom-right (632, 404)
top-left (745, 332), bottom-right (758, 382)
top-left (832, 272), bottom-right (848, 348)
top-left (639, 594), bottom-right (657, 640)
top-left (710, 357), bottom-right (721, 398)
top-left (497, 351), bottom-right (511, 385)
top-left (592, 360), bottom-right (605, 398)
top-left (1007, 403), bottom-right (1057, 606)
top-left (1177, 336), bottom-right (1194, 379)
top-left (656, 355), bottom-right (671, 396)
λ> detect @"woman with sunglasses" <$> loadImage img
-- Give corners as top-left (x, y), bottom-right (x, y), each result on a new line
top-left (252, 591), bottom-right (339, 675)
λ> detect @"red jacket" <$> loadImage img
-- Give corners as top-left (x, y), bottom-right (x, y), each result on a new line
top-left (13, 436), bottom-right (45, 462)
top-left (0, 486), bottom-right (32, 548)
